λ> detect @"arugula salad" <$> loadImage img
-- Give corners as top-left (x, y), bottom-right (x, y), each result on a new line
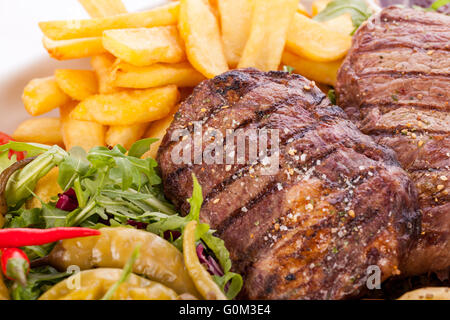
top-left (0, 139), bottom-right (242, 300)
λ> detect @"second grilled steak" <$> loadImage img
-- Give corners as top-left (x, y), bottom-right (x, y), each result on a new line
top-left (336, 6), bottom-right (450, 277)
top-left (158, 69), bottom-right (420, 299)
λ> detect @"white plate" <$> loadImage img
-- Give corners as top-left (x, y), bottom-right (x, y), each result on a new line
top-left (0, 0), bottom-right (167, 134)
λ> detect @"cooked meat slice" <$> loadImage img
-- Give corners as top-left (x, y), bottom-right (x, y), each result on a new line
top-left (336, 6), bottom-right (450, 276)
top-left (158, 68), bottom-right (420, 299)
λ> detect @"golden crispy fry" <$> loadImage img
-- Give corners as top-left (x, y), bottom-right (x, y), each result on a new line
top-left (142, 105), bottom-right (179, 159)
top-left (297, 2), bottom-right (311, 17)
top-left (70, 86), bottom-right (179, 126)
top-left (311, 0), bottom-right (353, 35)
top-left (281, 51), bottom-right (343, 86)
top-left (39, 2), bottom-right (179, 40)
top-left (398, 287), bottom-right (450, 300)
top-left (25, 167), bottom-right (62, 209)
top-left (105, 123), bottom-right (149, 149)
top-left (43, 36), bottom-right (106, 60)
top-left (217, 0), bottom-right (252, 67)
top-left (103, 26), bottom-right (185, 67)
top-left (22, 77), bottom-right (71, 116)
top-left (78, 0), bottom-right (127, 18)
top-left (39, 268), bottom-right (179, 300)
top-left (183, 221), bottom-right (227, 300)
top-left (110, 61), bottom-right (205, 89)
top-left (60, 101), bottom-right (105, 151)
top-left (238, 0), bottom-right (298, 71)
top-left (286, 13), bottom-right (352, 62)
top-left (90, 53), bottom-right (119, 94)
top-left (55, 69), bottom-right (98, 101)
top-left (48, 227), bottom-right (200, 296)
top-left (13, 117), bottom-right (63, 146)
top-left (179, 0), bottom-right (228, 78)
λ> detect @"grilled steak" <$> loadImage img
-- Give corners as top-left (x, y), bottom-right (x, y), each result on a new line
top-left (158, 68), bottom-right (420, 299)
top-left (336, 6), bottom-right (450, 277)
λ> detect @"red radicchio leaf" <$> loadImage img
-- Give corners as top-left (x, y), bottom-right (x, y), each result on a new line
top-left (56, 188), bottom-right (79, 211)
top-left (196, 242), bottom-right (224, 277)
top-left (163, 230), bottom-right (181, 241)
top-left (127, 220), bottom-right (148, 229)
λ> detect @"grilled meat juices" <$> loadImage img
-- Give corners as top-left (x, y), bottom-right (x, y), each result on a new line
top-left (158, 68), bottom-right (420, 299)
top-left (336, 6), bottom-right (450, 277)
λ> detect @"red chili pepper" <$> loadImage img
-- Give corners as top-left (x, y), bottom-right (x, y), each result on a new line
top-left (1, 248), bottom-right (30, 286)
top-left (0, 132), bottom-right (25, 161)
top-left (0, 227), bottom-right (101, 248)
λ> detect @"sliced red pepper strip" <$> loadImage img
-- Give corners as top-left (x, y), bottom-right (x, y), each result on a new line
top-left (1, 248), bottom-right (30, 286)
top-left (0, 228), bottom-right (101, 248)
top-left (0, 132), bottom-right (25, 161)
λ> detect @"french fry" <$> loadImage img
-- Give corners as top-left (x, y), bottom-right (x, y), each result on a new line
top-left (102, 26), bottom-right (185, 67)
top-left (142, 105), bottom-right (179, 160)
top-left (110, 61), bottom-right (205, 89)
top-left (281, 51), bottom-right (343, 86)
top-left (22, 77), bottom-right (71, 116)
top-left (13, 117), bottom-right (63, 146)
top-left (70, 85), bottom-right (179, 126)
top-left (105, 123), bottom-right (149, 149)
top-left (26, 168), bottom-right (62, 209)
top-left (90, 53), bottom-right (118, 94)
top-left (286, 13), bottom-right (352, 62)
top-left (39, 2), bottom-right (179, 40)
top-left (311, 0), bottom-right (354, 36)
top-left (217, 0), bottom-right (252, 67)
top-left (78, 0), bottom-right (127, 18)
top-left (55, 69), bottom-right (98, 101)
top-left (179, 0), bottom-right (228, 78)
top-left (238, 0), bottom-right (298, 71)
top-left (43, 36), bottom-right (106, 60)
top-left (60, 101), bottom-right (106, 151)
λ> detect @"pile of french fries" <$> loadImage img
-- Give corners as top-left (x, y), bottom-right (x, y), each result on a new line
top-left (14, 0), bottom-right (352, 158)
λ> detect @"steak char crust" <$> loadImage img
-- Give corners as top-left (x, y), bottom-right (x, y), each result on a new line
top-left (159, 68), bottom-right (420, 299)
top-left (336, 6), bottom-right (450, 276)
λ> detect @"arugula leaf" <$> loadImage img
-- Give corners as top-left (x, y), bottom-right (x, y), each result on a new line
top-left (57, 147), bottom-right (90, 191)
top-left (10, 266), bottom-right (69, 300)
top-left (282, 65), bottom-right (294, 74)
top-left (41, 204), bottom-right (68, 228)
top-left (186, 174), bottom-right (203, 221)
top-left (202, 232), bottom-right (243, 299)
top-left (5, 146), bottom-right (67, 207)
top-left (0, 151), bottom-right (17, 173)
top-left (213, 272), bottom-right (243, 300)
top-left (314, 0), bottom-right (373, 34)
top-left (128, 138), bottom-right (158, 158)
top-left (6, 208), bottom-right (43, 228)
top-left (430, 0), bottom-right (450, 10)
top-left (101, 245), bottom-right (140, 300)
top-left (328, 89), bottom-right (337, 105)
top-left (0, 141), bottom-right (51, 157)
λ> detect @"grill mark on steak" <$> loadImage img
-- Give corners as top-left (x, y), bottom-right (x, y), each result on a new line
top-left (360, 104), bottom-right (450, 115)
top-left (159, 68), bottom-right (420, 299)
top-left (336, 6), bottom-right (450, 276)
top-left (351, 48), bottom-right (450, 76)
top-left (226, 159), bottom-right (391, 278)
top-left (359, 70), bottom-right (450, 78)
top-left (159, 73), bottom-right (326, 163)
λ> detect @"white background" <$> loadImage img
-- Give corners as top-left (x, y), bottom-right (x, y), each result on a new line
top-left (0, 0), bottom-right (165, 134)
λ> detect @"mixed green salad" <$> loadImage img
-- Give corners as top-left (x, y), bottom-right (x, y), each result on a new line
top-left (0, 139), bottom-right (242, 300)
